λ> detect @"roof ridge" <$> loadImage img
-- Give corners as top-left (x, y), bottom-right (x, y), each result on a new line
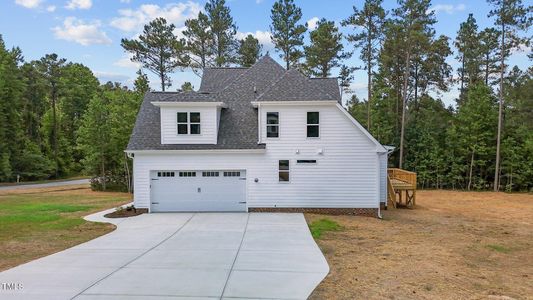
top-left (255, 70), bottom-right (290, 101)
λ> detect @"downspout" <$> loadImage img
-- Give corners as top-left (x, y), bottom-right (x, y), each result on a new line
top-left (378, 147), bottom-right (395, 219)
top-left (257, 103), bottom-right (262, 144)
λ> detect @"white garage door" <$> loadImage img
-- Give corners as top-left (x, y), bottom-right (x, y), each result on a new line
top-left (150, 170), bottom-right (246, 212)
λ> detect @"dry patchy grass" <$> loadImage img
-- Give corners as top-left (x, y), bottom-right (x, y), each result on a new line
top-left (0, 185), bottom-right (131, 271)
top-left (307, 190), bottom-right (533, 300)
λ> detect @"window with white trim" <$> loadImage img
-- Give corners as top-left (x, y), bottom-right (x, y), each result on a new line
top-left (307, 112), bottom-right (319, 138)
top-left (279, 160), bottom-right (289, 182)
top-left (266, 112), bottom-right (279, 138)
top-left (177, 112), bottom-right (201, 135)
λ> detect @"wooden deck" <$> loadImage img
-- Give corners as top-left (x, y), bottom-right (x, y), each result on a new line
top-left (387, 168), bottom-right (417, 208)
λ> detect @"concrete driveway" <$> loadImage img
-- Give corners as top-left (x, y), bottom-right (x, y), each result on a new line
top-left (0, 211), bottom-right (329, 300)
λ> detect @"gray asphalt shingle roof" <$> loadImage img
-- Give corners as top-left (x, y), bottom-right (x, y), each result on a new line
top-left (126, 55), bottom-right (341, 151)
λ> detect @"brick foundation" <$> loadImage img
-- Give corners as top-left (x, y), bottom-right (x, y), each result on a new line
top-left (248, 207), bottom-right (379, 217)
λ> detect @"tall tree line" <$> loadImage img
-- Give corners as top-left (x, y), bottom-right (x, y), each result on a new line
top-left (0, 35), bottom-right (145, 190)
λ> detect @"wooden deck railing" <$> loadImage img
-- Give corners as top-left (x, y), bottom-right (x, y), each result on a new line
top-left (387, 168), bottom-right (417, 188)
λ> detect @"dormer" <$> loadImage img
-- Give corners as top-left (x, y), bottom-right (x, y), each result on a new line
top-left (151, 101), bottom-right (227, 145)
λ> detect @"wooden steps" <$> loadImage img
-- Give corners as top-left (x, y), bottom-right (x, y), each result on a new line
top-left (387, 168), bottom-right (417, 208)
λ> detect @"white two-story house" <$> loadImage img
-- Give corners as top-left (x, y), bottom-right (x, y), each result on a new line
top-left (126, 55), bottom-right (389, 216)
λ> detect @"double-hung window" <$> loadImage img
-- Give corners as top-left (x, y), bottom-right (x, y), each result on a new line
top-left (266, 112), bottom-right (279, 138)
top-left (177, 112), bottom-right (201, 135)
top-left (279, 160), bottom-right (290, 182)
top-left (307, 112), bottom-right (319, 138)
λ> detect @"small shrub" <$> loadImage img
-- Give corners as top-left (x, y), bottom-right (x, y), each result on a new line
top-left (90, 173), bottom-right (129, 192)
top-left (309, 218), bottom-right (342, 239)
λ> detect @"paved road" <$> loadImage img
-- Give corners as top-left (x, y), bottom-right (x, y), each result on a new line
top-left (0, 212), bottom-right (329, 300)
top-left (0, 179), bottom-right (89, 191)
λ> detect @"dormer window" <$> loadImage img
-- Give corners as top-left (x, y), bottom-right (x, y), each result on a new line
top-left (177, 112), bottom-right (201, 135)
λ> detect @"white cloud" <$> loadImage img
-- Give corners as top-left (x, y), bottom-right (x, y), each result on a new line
top-left (236, 30), bottom-right (273, 50)
top-left (94, 71), bottom-right (130, 84)
top-left (255, 0), bottom-right (263, 3)
top-left (46, 5), bottom-right (56, 12)
top-left (52, 17), bottom-right (112, 46)
top-left (110, 2), bottom-right (202, 33)
top-left (307, 17), bottom-right (320, 30)
top-left (113, 54), bottom-right (141, 69)
top-left (427, 3), bottom-right (466, 15)
top-left (65, 0), bottom-right (92, 10)
top-left (15, 0), bottom-right (43, 9)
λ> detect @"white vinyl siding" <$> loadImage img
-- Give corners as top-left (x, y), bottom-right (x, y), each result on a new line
top-left (133, 104), bottom-right (382, 210)
top-left (160, 106), bottom-right (217, 144)
top-left (379, 153), bottom-right (388, 204)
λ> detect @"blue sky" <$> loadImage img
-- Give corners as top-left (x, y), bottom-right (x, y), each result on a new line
top-left (0, 0), bottom-right (530, 106)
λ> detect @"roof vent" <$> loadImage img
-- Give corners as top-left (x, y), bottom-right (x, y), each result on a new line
top-left (253, 84), bottom-right (257, 93)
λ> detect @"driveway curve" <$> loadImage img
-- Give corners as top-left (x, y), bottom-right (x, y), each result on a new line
top-left (0, 211), bottom-right (329, 300)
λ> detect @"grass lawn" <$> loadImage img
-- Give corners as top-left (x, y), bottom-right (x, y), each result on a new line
top-left (0, 185), bottom-right (131, 271)
top-left (307, 190), bottom-right (533, 300)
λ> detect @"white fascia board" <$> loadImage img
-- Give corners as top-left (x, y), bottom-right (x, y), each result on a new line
top-left (124, 149), bottom-right (266, 155)
top-left (335, 103), bottom-right (387, 153)
top-left (251, 100), bottom-right (338, 107)
top-left (151, 102), bottom-right (227, 108)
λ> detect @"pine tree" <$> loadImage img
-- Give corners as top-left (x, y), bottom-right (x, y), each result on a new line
top-left (237, 34), bottom-right (262, 67)
top-left (270, 0), bottom-right (307, 69)
top-left (180, 82), bottom-right (194, 91)
top-left (479, 27), bottom-right (501, 86)
top-left (454, 83), bottom-right (497, 190)
top-left (0, 36), bottom-right (25, 181)
top-left (205, 0), bottom-right (238, 67)
top-left (303, 18), bottom-right (346, 77)
top-left (121, 18), bottom-right (188, 91)
top-left (392, 0), bottom-right (437, 169)
top-left (487, 0), bottom-right (531, 191)
top-left (342, 0), bottom-right (386, 129)
top-left (454, 14), bottom-right (482, 98)
top-left (36, 53), bottom-right (66, 178)
top-left (184, 12), bottom-right (215, 75)
top-left (133, 69), bottom-right (150, 95)
top-left (338, 65), bottom-right (355, 100)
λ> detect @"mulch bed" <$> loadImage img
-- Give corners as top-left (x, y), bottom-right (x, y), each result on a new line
top-left (104, 207), bottom-right (148, 218)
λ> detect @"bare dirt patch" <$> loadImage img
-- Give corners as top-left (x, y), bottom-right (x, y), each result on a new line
top-left (307, 190), bottom-right (533, 300)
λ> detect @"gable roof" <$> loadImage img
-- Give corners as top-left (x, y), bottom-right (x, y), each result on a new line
top-left (127, 55), bottom-right (344, 151)
top-left (256, 68), bottom-right (340, 101)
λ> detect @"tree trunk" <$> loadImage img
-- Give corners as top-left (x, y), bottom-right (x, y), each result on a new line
top-left (399, 47), bottom-right (411, 169)
top-left (414, 62), bottom-right (419, 112)
top-left (460, 53), bottom-right (465, 96)
top-left (51, 82), bottom-right (58, 178)
top-left (101, 157), bottom-right (106, 191)
top-left (468, 150), bottom-right (475, 191)
top-left (485, 52), bottom-right (490, 85)
top-left (367, 29), bottom-right (372, 131)
top-left (494, 21), bottom-right (505, 192)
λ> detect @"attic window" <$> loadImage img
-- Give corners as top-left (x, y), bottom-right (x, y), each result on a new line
top-left (177, 112), bottom-right (201, 135)
top-left (266, 112), bottom-right (279, 138)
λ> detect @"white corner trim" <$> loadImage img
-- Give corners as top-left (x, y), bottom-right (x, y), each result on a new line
top-left (124, 149), bottom-right (266, 155)
top-left (151, 101), bottom-right (227, 108)
top-left (251, 100), bottom-right (338, 107)
top-left (335, 103), bottom-right (387, 153)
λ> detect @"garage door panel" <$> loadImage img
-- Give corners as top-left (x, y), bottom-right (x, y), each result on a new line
top-left (150, 170), bottom-right (246, 212)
